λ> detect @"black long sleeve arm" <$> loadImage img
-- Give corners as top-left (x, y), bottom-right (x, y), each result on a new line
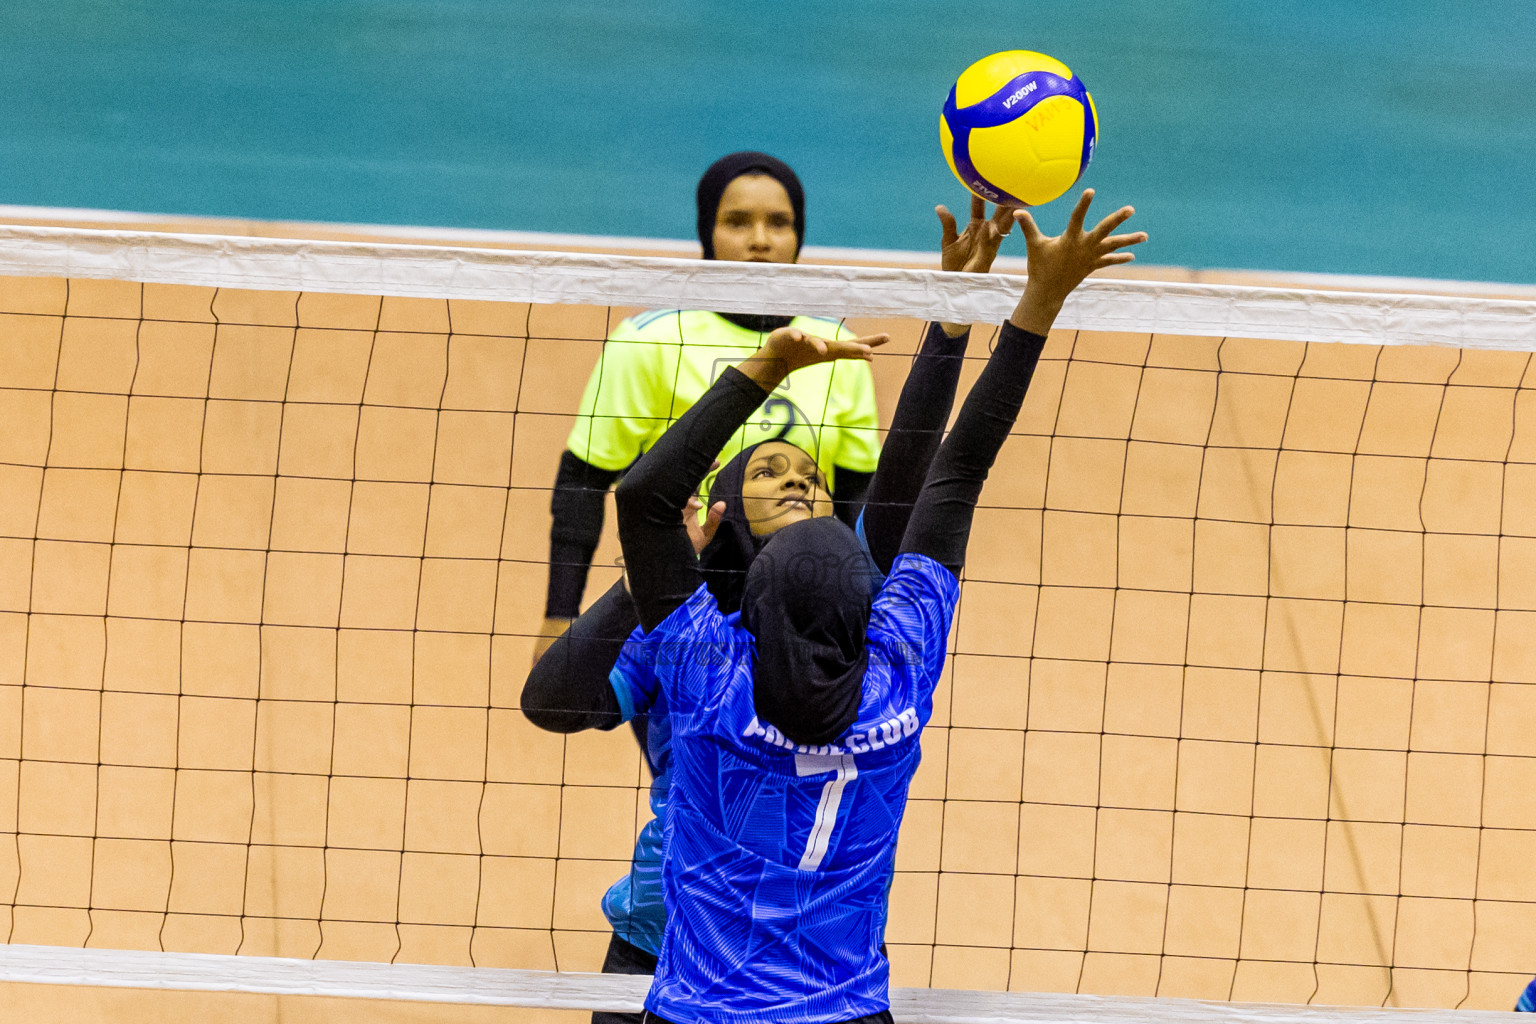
top-left (546, 450), bottom-right (623, 619)
top-left (831, 468), bottom-right (873, 529)
top-left (521, 577), bottom-right (632, 732)
top-left (616, 368), bottom-right (771, 633)
top-left (861, 321), bottom-right (971, 576)
top-left (901, 322), bottom-right (1047, 575)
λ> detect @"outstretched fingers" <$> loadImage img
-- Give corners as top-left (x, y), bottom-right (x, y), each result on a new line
top-left (1101, 230), bottom-right (1148, 253)
top-left (1065, 188), bottom-right (1095, 237)
top-left (1094, 251), bottom-right (1138, 269)
top-left (936, 205), bottom-right (959, 249)
top-left (841, 333), bottom-right (890, 360)
top-left (990, 201), bottom-right (1016, 237)
top-left (964, 220), bottom-right (1001, 271)
top-left (1012, 208), bottom-right (1045, 248)
top-left (968, 194), bottom-right (986, 226)
top-left (1005, 188), bottom-right (1147, 334)
top-left (1088, 204), bottom-right (1137, 241)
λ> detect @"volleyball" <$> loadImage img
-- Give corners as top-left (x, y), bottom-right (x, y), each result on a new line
top-left (940, 50), bottom-right (1097, 207)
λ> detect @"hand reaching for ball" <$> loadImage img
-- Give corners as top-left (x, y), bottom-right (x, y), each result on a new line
top-left (1009, 189), bottom-right (1146, 336)
top-left (936, 195), bottom-right (1015, 275)
top-left (933, 195), bottom-right (1016, 336)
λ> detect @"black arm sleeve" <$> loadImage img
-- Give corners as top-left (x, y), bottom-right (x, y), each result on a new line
top-left (901, 322), bottom-right (1047, 575)
top-left (861, 321), bottom-right (971, 576)
top-left (831, 468), bottom-right (873, 529)
top-left (616, 367), bottom-right (771, 633)
top-left (521, 577), bottom-right (631, 733)
top-left (546, 450), bottom-right (623, 619)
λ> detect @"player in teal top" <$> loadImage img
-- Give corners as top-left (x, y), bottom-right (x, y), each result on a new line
top-left (614, 191), bottom-right (1144, 1023)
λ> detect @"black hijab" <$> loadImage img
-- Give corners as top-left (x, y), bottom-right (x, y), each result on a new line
top-left (741, 516), bottom-right (875, 747)
top-left (696, 151), bottom-right (804, 335)
top-left (696, 440), bottom-right (773, 615)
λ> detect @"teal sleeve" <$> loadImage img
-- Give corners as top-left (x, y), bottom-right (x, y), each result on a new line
top-left (608, 627), bottom-right (659, 723)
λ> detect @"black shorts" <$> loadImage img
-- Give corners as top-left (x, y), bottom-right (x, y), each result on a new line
top-left (592, 933), bottom-right (658, 1024)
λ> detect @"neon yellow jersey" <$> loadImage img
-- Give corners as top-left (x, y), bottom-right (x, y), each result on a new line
top-left (566, 310), bottom-right (881, 491)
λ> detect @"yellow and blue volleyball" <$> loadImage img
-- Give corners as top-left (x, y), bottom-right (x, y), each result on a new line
top-left (940, 50), bottom-right (1098, 207)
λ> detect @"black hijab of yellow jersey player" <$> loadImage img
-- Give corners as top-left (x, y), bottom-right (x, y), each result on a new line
top-left (696, 150), bottom-right (804, 335)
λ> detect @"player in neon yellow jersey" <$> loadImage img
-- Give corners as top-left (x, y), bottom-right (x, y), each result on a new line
top-left (537, 152), bottom-right (880, 660)
top-left (567, 307), bottom-right (876, 493)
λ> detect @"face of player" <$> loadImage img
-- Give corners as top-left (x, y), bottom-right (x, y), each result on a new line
top-left (740, 441), bottom-right (832, 536)
top-left (712, 174), bottom-right (798, 264)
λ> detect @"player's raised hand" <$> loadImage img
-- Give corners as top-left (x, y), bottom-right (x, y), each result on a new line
top-left (1010, 189), bottom-right (1145, 335)
top-left (737, 327), bottom-right (889, 391)
top-left (937, 194), bottom-right (1015, 275)
top-left (936, 194), bottom-right (1017, 338)
top-left (764, 326), bottom-right (890, 371)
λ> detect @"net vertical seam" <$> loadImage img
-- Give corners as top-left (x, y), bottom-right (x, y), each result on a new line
top-left (1151, 332), bottom-right (1220, 998)
top-left (315, 291), bottom-right (385, 963)
top-left (81, 280), bottom-right (146, 952)
top-left (156, 284), bottom-right (223, 955)
top-left (1299, 341), bottom-right (1388, 1004)
top-left (234, 289), bottom-right (303, 958)
top-left (392, 298), bottom-right (456, 964)
top-left (464, 298), bottom-right (534, 967)
top-left (1326, 342), bottom-right (1388, 1004)
top-left (1381, 348), bottom-right (1463, 1006)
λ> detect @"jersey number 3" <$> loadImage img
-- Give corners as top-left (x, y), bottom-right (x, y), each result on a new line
top-left (794, 752), bottom-right (857, 871)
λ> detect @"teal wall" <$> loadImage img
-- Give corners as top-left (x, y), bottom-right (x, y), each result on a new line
top-left (2, 1), bottom-right (1533, 281)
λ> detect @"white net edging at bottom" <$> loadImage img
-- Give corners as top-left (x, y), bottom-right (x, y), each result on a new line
top-left (0, 946), bottom-right (1516, 1023)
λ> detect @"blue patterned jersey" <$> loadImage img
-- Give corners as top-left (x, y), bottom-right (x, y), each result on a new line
top-left (1518, 976), bottom-right (1536, 1012)
top-left (604, 523), bottom-right (890, 960)
top-left (603, 608), bottom-right (734, 957)
top-left (641, 553), bottom-right (958, 1024)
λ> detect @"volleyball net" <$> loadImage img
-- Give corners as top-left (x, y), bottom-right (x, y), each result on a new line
top-left (0, 225), bottom-right (1533, 1020)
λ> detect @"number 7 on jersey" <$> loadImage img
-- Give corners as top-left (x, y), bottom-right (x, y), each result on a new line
top-left (794, 752), bottom-right (857, 871)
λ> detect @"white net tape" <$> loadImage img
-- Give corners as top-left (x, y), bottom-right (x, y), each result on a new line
top-left (0, 225), bottom-right (1534, 350)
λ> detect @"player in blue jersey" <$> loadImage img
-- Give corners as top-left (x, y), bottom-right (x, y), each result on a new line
top-left (614, 189), bottom-right (1144, 1024)
top-left (1518, 975), bottom-right (1535, 1011)
top-left (522, 198), bottom-right (1017, 1024)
